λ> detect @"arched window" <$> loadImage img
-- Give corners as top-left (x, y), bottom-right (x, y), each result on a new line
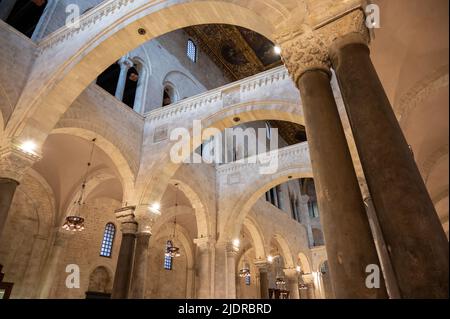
top-left (245, 275), bottom-right (251, 286)
top-left (100, 223), bottom-right (116, 258)
top-left (164, 240), bottom-right (174, 270)
top-left (187, 39), bottom-right (197, 63)
top-left (162, 84), bottom-right (178, 107)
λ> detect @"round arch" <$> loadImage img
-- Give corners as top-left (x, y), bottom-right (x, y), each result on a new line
top-left (271, 233), bottom-right (295, 269)
top-left (242, 216), bottom-right (267, 261)
top-left (50, 127), bottom-right (135, 202)
top-left (7, 0), bottom-right (283, 147)
top-left (223, 167), bottom-right (313, 242)
top-left (138, 100), bottom-right (304, 210)
top-left (297, 252), bottom-right (312, 274)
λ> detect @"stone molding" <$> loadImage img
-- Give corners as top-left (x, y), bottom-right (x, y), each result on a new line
top-left (37, 0), bottom-right (136, 53)
top-left (0, 144), bottom-right (41, 182)
top-left (115, 206), bottom-right (138, 234)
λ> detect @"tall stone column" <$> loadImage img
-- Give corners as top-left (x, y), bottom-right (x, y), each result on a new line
top-left (225, 243), bottom-right (238, 299)
top-left (112, 206), bottom-right (137, 299)
top-left (0, 145), bottom-right (39, 238)
top-left (194, 237), bottom-right (213, 298)
top-left (38, 230), bottom-right (71, 299)
top-left (129, 231), bottom-right (151, 299)
top-left (279, 30), bottom-right (387, 298)
top-left (115, 56), bottom-right (133, 101)
top-left (327, 10), bottom-right (449, 298)
top-left (284, 269), bottom-right (300, 299)
top-left (254, 261), bottom-right (269, 299)
top-left (0, 178), bottom-right (19, 236)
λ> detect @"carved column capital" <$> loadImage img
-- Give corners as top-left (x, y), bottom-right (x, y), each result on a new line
top-left (115, 206), bottom-right (138, 235)
top-left (279, 30), bottom-right (331, 84)
top-left (320, 9), bottom-right (370, 53)
top-left (194, 237), bottom-right (215, 251)
top-left (0, 143), bottom-right (41, 182)
top-left (284, 268), bottom-right (300, 280)
top-left (254, 260), bottom-right (269, 272)
top-left (118, 56), bottom-right (134, 69)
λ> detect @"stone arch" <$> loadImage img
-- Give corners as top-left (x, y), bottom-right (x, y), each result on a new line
top-left (138, 100), bottom-right (304, 212)
top-left (170, 179), bottom-right (210, 239)
top-left (223, 167), bottom-right (313, 242)
top-left (242, 216), bottom-right (267, 261)
top-left (297, 252), bottom-right (312, 274)
top-left (163, 70), bottom-right (202, 101)
top-left (272, 234), bottom-right (295, 269)
top-left (87, 265), bottom-right (113, 293)
top-left (162, 81), bottom-right (180, 106)
top-left (50, 127), bottom-right (134, 202)
top-left (7, 0), bottom-right (281, 147)
top-left (396, 66), bottom-right (449, 125)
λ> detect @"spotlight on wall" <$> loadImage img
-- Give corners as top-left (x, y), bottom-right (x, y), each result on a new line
top-left (19, 140), bottom-right (37, 154)
top-left (149, 202), bottom-right (161, 215)
top-left (296, 265), bottom-right (302, 273)
top-left (267, 255), bottom-right (274, 263)
top-left (233, 239), bottom-right (240, 249)
top-left (274, 45), bottom-right (282, 55)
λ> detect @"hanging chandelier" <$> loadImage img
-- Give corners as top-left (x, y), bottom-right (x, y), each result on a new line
top-left (165, 184), bottom-right (181, 257)
top-left (239, 263), bottom-right (251, 278)
top-left (62, 138), bottom-right (97, 232)
top-left (275, 276), bottom-right (286, 287)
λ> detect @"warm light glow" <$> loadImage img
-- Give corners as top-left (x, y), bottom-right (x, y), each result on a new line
top-left (233, 239), bottom-right (240, 248)
top-left (20, 140), bottom-right (37, 154)
top-left (267, 255), bottom-right (274, 263)
top-left (296, 265), bottom-right (302, 273)
top-left (150, 202), bottom-right (161, 214)
top-left (274, 45), bottom-right (282, 55)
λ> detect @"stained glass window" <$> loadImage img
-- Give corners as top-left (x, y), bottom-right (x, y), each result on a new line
top-left (187, 39), bottom-right (197, 62)
top-left (100, 223), bottom-right (115, 257)
top-left (164, 240), bottom-right (173, 270)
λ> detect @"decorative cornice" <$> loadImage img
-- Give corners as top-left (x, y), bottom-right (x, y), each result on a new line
top-left (144, 66), bottom-right (290, 123)
top-left (37, 0), bottom-right (136, 54)
top-left (0, 144), bottom-right (41, 182)
top-left (216, 142), bottom-right (310, 176)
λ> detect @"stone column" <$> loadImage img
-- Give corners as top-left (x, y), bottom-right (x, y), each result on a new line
top-left (225, 243), bottom-right (238, 299)
top-left (0, 178), bottom-right (19, 236)
top-left (0, 145), bottom-right (39, 238)
top-left (284, 269), bottom-right (300, 299)
top-left (194, 238), bottom-right (213, 298)
top-left (38, 230), bottom-right (71, 299)
top-left (115, 56), bottom-right (133, 101)
top-left (254, 261), bottom-right (269, 299)
top-left (129, 231), bottom-right (151, 299)
top-left (326, 10), bottom-right (449, 298)
top-left (112, 206), bottom-right (137, 299)
top-left (279, 31), bottom-right (387, 298)
top-left (302, 274), bottom-right (316, 299)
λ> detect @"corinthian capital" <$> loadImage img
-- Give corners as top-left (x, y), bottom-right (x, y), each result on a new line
top-left (319, 9), bottom-right (370, 48)
top-left (279, 30), bottom-right (331, 84)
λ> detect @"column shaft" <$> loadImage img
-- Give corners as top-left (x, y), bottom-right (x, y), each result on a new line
top-left (297, 70), bottom-right (387, 298)
top-left (260, 271), bottom-right (269, 299)
top-left (112, 233), bottom-right (136, 299)
top-left (330, 37), bottom-right (449, 298)
top-left (129, 232), bottom-right (151, 299)
top-left (0, 178), bottom-right (19, 237)
top-left (115, 58), bottom-right (132, 101)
